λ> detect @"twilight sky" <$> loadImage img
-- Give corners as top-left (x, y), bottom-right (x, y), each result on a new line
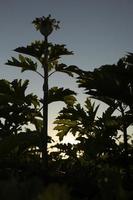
top-left (0, 0), bottom-right (133, 142)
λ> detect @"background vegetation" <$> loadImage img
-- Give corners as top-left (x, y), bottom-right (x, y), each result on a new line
top-left (0, 16), bottom-right (132, 200)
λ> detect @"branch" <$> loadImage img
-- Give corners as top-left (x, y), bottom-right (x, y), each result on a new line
top-left (35, 70), bottom-right (44, 78)
top-left (48, 70), bottom-right (56, 77)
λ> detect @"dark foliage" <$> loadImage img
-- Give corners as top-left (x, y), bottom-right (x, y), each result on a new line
top-left (0, 16), bottom-right (133, 200)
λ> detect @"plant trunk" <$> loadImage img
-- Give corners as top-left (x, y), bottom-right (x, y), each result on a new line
top-left (42, 36), bottom-right (49, 172)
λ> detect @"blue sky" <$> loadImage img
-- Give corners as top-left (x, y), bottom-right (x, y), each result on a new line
top-left (0, 0), bottom-right (133, 142)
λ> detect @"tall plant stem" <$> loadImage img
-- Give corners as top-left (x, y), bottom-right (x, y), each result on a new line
top-left (42, 35), bottom-right (49, 171)
top-left (119, 102), bottom-right (129, 177)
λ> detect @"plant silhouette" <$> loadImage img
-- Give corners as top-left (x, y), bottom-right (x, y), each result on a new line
top-left (0, 15), bottom-right (132, 200)
top-left (78, 56), bottom-right (133, 180)
top-left (6, 15), bottom-right (79, 173)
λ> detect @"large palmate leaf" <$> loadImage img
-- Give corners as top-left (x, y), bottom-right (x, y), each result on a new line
top-left (78, 57), bottom-right (133, 107)
top-left (0, 79), bottom-right (42, 138)
top-left (6, 54), bottom-right (37, 72)
top-left (54, 119), bottom-right (78, 141)
top-left (48, 87), bottom-right (76, 105)
top-left (10, 79), bottom-right (40, 107)
top-left (0, 79), bottom-right (40, 107)
top-left (55, 63), bottom-right (83, 77)
top-left (6, 42), bottom-right (74, 76)
top-left (14, 40), bottom-right (45, 61)
top-left (49, 44), bottom-right (73, 61)
top-left (14, 42), bottom-right (71, 64)
top-left (54, 98), bottom-right (99, 141)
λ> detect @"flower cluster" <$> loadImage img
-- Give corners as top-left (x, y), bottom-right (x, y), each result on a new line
top-left (32, 15), bottom-right (60, 37)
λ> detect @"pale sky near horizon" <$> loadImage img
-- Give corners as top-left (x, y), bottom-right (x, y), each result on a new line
top-left (0, 0), bottom-right (133, 143)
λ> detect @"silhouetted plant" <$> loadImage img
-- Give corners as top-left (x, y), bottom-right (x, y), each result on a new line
top-left (0, 79), bottom-right (42, 156)
top-left (53, 97), bottom-right (133, 199)
top-left (54, 98), bottom-right (120, 161)
top-left (78, 56), bottom-right (133, 179)
top-left (6, 15), bottom-right (79, 172)
top-left (1, 15), bottom-right (133, 200)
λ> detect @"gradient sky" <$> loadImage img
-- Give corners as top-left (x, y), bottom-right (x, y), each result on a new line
top-left (0, 0), bottom-right (133, 142)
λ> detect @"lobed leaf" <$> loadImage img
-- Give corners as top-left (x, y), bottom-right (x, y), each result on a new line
top-left (6, 55), bottom-right (37, 72)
